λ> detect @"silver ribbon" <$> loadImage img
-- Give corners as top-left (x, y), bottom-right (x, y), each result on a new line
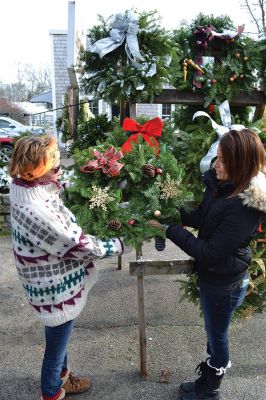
top-left (210, 24), bottom-right (245, 40)
top-left (193, 100), bottom-right (245, 173)
top-left (89, 11), bottom-right (156, 77)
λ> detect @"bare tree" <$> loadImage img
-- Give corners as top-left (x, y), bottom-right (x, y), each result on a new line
top-left (0, 64), bottom-right (52, 102)
top-left (0, 98), bottom-right (26, 124)
top-left (17, 63), bottom-right (52, 97)
top-left (241, 0), bottom-right (265, 34)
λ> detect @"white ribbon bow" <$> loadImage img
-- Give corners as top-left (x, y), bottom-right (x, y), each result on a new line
top-left (89, 11), bottom-right (156, 77)
top-left (193, 100), bottom-right (245, 173)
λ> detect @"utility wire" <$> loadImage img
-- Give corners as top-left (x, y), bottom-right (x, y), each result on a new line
top-left (0, 100), bottom-right (92, 118)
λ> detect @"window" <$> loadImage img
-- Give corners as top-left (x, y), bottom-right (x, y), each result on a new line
top-left (89, 100), bottom-right (99, 115)
top-left (0, 119), bottom-right (12, 129)
top-left (161, 104), bottom-right (174, 120)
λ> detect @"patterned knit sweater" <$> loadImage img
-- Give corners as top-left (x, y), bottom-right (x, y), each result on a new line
top-left (10, 178), bottom-right (125, 327)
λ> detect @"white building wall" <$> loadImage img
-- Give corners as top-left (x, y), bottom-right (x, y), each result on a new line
top-left (136, 103), bottom-right (161, 118)
top-left (50, 30), bottom-right (70, 137)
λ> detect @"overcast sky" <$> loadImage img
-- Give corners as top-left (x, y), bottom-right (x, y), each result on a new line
top-left (0, 0), bottom-right (256, 83)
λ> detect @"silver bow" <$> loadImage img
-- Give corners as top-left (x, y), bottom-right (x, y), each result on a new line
top-left (193, 100), bottom-right (245, 173)
top-left (210, 24), bottom-right (245, 40)
top-left (89, 11), bottom-right (156, 77)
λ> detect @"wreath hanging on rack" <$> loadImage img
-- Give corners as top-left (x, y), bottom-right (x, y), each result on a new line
top-left (172, 14), bottom-right (263, 106)
top-left (77, 9), bottom-right (178, 103)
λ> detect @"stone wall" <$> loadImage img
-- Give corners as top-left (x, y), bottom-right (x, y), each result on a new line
top-left (0, 193), bottom-right (10, 230)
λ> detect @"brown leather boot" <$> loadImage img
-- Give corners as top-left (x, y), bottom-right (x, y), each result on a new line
top-left (62, 372), bottom-right (91, 394)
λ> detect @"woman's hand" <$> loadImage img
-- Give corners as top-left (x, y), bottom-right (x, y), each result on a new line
top-left (148, 220), bottom-right (164, 230)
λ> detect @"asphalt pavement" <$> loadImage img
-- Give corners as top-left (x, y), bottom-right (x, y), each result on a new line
top-left (0, 235), bottom-right (265, 400)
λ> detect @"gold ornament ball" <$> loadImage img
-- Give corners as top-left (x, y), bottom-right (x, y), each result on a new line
top-left (243, 56), bottom-right (248, 61)
top-left (154, 210), bottom-right (161, 218)
top-left (240, 74), bottom-right (244, 79)
top-left (229, 77), bottom-right (234, 82)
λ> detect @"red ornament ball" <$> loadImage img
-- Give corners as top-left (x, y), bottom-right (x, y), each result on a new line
top-left (155, 167), bottom-right (163, 175)
top-left (128, 219), bottom-right (136, 225)
top-left (208, 104), bottom-right (215, 114)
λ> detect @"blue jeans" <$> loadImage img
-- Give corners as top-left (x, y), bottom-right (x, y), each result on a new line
top-left (41, 320), bottom-right (74, 398)
top-left (199, 276), bottom-right (249, 369)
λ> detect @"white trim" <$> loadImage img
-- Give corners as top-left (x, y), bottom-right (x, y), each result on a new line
top-left (50, 34), bottom-right (58, 139)
top-left (104, 102), bottom-right (112, 120)
top-left (158, 104), bottom-right (163, 118)
top-left (49, 30), bottom-right (68, 35)
top-left (67, 1), bottom-right (79, 88)
top-left (98, 99), bottom-right (104, 114)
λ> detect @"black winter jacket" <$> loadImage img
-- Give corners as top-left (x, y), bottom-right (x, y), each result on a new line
top-left (166, 169), bottom-right (266, 285)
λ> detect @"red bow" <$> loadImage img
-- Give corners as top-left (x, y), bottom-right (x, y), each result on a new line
top-left (121, 117), bottom-right (163, 154)
top-left (80, 146), bottom-right (124, 177)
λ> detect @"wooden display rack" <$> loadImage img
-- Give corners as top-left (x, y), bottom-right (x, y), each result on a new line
top-left (129, 258), bottom-right (193, 378)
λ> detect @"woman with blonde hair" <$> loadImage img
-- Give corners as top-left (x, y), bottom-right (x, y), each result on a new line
top-left (9, 135), bottom-right (128, 400)
top-left (150, 129), bottom-right (266, 400)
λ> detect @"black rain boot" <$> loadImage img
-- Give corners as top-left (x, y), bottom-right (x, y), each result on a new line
top-left (180, 359), bottom-right (231, 394)
top-left (179, 361), bottom-right (209, 393)
top-left (179, 361), bottom-right (225, 400)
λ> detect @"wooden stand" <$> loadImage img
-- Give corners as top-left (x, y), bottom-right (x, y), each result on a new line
top-left (129, 259), bottom-right (194, 378)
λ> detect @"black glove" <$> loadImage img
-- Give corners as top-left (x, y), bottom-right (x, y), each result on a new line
top-left (154, 236), bottom-right (166, 251)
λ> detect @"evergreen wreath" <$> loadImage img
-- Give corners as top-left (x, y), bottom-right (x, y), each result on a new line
top-left (65, 117), bottom-right (192, 249)
top-left (172, 14), bottom-right (263, 106)
top-left (77, 9), bottom-right (178, 103)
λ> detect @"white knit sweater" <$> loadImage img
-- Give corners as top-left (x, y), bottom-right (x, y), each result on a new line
top-left (9, 179), bottom-right (124, 327)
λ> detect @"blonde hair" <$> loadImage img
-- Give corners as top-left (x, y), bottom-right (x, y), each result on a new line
top-left (9, 135), bottom-right (60, 181)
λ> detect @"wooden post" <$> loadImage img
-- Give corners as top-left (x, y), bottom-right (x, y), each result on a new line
top-left (119, 98), bottom-right (127, 126)
top-left (117, 254), bottom-right (122, 270)
top-left (135, 244), bottom-right (148, 377)
top-left (129, 102), bottom-right (137, 119)
top-left (67, 86), bottom-right (79, 141)
top-left (137, 272), bottom-right (148, 378)
top-left (129, 259), bottom-right (193, 377)
top-left (253, 104), bottom-right (265, 122)
top-left (116, 97), bottom-right (128, 270)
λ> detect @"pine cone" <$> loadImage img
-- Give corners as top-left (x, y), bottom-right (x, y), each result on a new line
top-left (155, 236), bottom-right (166, 251)
top-left (143, 163), bottom-right (156, 177)
top-left (108, 218), bottom-right (122, 231)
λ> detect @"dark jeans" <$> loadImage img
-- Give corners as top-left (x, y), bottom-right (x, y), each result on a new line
top-left (41, 319), bottom-right (74, 397)
top-left (199, 276), bottom-right (249, 369)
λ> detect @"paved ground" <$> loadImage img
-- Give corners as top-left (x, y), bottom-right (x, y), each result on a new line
top-left (0, 234), bottom-right (266, 400)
